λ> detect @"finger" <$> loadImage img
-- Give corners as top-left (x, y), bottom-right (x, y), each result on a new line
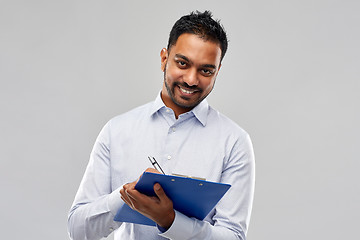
top-left (123, 191), bottom-right (137, 209)
top-left (145, 167), bottom-right (161, 174)
top-left (123, 181), bottom-right (136, 190)
top-left (121, 186), bottom-right (137, 203)
top-left (120, 188), bottom-right (127, 201)
top-left (125, 189), bottom-right (137, 201)
top-left (153, 183), bottom-right (168, 202)
top-left (125, 186), bottom-right (150, 202)
top-left (120, 189), bottom-right (132, 206)
top-left (121, 195), bottom-right (131, 207)
top-left (120, 187), bottom-right (131, 201)
top-left (121, 192), bottom-right (135, 209)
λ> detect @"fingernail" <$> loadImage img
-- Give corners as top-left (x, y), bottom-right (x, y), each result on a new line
top-left (154, 183), bottom-right (160, 191)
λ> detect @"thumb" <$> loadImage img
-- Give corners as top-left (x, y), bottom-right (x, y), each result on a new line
top-left (154, 183), bottom-right (168, 201)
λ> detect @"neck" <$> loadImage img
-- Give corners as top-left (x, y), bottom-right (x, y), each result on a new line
top-left (160, 91), bottom-right (192, 119)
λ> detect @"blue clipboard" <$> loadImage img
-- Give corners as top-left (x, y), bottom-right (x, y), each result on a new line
top-left (114, 172), bottom-right (231, 226)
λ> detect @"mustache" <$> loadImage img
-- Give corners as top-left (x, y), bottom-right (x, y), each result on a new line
top-left (176, 82), bottom-right (202, 91)
top-left (163, 66), bottom-right (202, 92)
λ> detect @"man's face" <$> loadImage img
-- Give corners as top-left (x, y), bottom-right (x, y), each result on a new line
top-left (160, 33), bottom-right (222, 115)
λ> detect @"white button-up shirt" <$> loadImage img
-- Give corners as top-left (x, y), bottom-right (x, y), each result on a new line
top-left (68, 93), bottom-right (255, 240)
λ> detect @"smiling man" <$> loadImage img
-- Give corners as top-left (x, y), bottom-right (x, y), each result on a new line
top-left (68, 11), bottom-right (255, 240)
top-left (160, 33), bottom-right (221, 117)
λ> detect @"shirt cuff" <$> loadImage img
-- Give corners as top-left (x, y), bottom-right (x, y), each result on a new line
top-left (159, 210), bottom-right (195, 239)
top-left (108, 187), bottom-right (124, 216)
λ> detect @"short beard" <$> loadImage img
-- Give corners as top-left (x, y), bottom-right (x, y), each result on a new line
top-left (163, 66), bottom-right (213, 110)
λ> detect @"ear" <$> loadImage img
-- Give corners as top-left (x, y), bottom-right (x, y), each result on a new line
top-left (160, 48), bottom-right (168, 72)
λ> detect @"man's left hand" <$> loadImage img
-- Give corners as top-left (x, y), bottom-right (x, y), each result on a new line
top-left (120, 170), bottom-right (175, 229)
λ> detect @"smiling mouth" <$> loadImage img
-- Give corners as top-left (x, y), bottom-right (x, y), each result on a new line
top-left (178, 85), bottom-right (199, 95)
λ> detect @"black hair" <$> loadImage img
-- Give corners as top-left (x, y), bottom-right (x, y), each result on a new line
top-left (167, 10), bottom-right (228, 62)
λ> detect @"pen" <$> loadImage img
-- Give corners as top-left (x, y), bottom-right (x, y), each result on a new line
top-left (148, 156), bottom-right (165, 175)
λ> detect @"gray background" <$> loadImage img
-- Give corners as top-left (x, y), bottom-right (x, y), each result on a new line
top-left (1, 0), bottom-right (359, 239)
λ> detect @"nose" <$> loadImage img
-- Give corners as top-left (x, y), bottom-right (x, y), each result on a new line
top-left (183, 68), bottom-right (198, 87)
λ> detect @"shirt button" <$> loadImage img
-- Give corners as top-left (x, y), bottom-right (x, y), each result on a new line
top-left (109, 227), bottom-right (114, 231)
top-left (167, 155), bottom-right (172, 160)
top-left (172, 127), bottom-right (176, 132)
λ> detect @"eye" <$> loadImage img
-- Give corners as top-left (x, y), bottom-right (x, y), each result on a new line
top-left (176, 61), bottom-right (187, 68)
top-left (201, 69), bottom-right (214, 76)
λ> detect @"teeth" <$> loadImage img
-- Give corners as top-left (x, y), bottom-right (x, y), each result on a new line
top-left (179, 87), bottom-right (195, 94)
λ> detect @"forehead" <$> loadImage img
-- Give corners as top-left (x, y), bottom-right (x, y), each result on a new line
top-left (169, 33), bottom-right (222, 66)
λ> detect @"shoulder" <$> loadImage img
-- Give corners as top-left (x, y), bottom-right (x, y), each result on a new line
top-left (207, 106), bottom-right (249, 139)
top-left (206, 106), bottom-right (254, 167)
top-left (104, 101), bottom-right (153, 130)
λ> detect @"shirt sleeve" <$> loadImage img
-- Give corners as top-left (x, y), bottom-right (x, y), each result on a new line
top-left (159, 133), bottom-right (255, 240)
top-left (67, 122), bottom-right (123, 240)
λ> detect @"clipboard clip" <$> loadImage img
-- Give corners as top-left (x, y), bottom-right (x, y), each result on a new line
top-left (171, 173), bottom-right (206, 181)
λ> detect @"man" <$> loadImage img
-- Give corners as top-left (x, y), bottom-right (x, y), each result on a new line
top-left (68, 10), bottom-right (255, 240)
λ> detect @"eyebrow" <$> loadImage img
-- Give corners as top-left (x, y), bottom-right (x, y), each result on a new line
top-left (175, 54), bottom-right (217, 69)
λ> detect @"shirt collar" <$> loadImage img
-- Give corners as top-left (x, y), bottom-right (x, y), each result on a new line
top-left (149, 91), bottom-right (167, 116)
top-left (190, 98), bottom-right (209, 127)
top-left (150, 91), bottom-right (209, 127)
